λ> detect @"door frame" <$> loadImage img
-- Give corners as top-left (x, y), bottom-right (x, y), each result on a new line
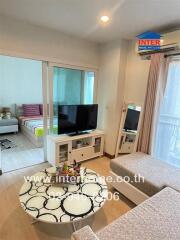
top-left (0, 50), bottom-right (99, 171)
top-left (0, 55), bottom-right (47, 172)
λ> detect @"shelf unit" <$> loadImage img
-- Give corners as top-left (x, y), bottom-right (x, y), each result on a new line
top-left (47, 130), bottom-right (105, 166)
top-left (115, 103), bottom-right (142, 157)
top-left (119, 130), bottom-right (137, 154)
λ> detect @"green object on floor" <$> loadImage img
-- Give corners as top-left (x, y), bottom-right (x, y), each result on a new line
top-left (34, 126), bottom-right (58, 137)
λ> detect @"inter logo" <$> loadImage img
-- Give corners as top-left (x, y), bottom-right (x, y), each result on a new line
top-left (136, 31), bottom-right (161, 51)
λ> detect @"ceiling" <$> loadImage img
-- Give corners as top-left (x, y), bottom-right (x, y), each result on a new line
top-left (0, 0), bottom-right (180, 43)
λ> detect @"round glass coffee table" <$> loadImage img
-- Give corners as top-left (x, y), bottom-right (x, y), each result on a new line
top-left (19, 167), bottom-right (108, 230)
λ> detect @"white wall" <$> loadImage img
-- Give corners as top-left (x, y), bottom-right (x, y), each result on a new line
top-left (163, 30), bottom-right (180, 45)
top-left (0, 14), bottom-right (151, 155)
top-left (0, 15), bottom-right (99, 69)
top-left (98, 40), bottom-right (128, 155)
top-left (124, 40), bottom-right (150, 105)
top-left (98, 39), bottom-right (150, 155)
top-left (124, 30), bottom-right (180, 105)
top-left (0, 55), bottom-right (42, 111)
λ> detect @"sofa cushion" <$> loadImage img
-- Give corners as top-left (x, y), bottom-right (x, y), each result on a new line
top-left (97, 187), bottom-right (180, 240)
top-left (0, 118), bottom-right (18, 126)
top-left (110, 152), bottom-right (180, 196)
top-left (72, 225), bottom-right (99, 240)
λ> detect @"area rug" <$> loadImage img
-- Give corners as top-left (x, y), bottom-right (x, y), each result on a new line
top-left (0, 139), bottom-right (17, 150)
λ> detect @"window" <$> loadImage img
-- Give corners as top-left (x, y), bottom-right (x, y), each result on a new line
top-left (154, 60), bottom-right (180, 167)
top-left (84, 71), bottom-right (95, 104)
top-left (52, 67), bottom-right (95, 134)
top-left (53, 67), bottom-right (95, 105)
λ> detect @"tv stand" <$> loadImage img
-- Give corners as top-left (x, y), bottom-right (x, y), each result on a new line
top-left (47, 130), bottom-right (105, 166)
top-left (68, 131), bottom-right (89, 137)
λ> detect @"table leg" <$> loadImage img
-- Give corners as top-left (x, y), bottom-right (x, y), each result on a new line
top-left (31, 219), bottom-right (39, 224)
top-left (72, 222), bottom-right (77, 232)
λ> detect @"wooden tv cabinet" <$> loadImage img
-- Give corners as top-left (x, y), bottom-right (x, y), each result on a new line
top-left (47, 130), bottom-right (105, 166)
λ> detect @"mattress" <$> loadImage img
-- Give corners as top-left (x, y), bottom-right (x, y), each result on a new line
top-left (110, 152), bottom-right (180, 196)
top-left (19, 116), bottom-right (58, 137)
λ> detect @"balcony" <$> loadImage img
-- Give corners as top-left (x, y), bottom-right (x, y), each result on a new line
top-left (155, 114), bottom-right (180, 168)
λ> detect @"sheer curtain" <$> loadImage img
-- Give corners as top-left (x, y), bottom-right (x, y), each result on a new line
top-left (137, 53), bottom-right (169, 154)
top-left (154, 60), bottom-right (180, 167)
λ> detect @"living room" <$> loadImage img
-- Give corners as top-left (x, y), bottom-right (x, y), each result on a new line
top-left (0, 0), bottom-right (180, 240)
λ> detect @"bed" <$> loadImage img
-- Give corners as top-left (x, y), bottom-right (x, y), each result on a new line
top-left (18, 116), bottom-right (58, 147)
top-left (15, 104), bottom-right (58, 147)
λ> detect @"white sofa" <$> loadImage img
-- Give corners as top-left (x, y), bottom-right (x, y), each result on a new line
top-left (72, 187), bottom-right (180, 240)
top-left (72, 152), bottom-right (180, 240)
top-left (110, 152), bottom-right (180, 204)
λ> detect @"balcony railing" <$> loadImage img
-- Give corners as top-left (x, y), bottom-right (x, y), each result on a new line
top-left (155, 114), bottom-right (180, 167)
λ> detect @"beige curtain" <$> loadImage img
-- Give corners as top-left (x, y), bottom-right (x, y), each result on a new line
top-left (137, 53), bottom-right (170, 154)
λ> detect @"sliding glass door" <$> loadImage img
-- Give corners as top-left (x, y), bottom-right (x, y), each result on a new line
top-left (46, 64), bottom-right (97, 136)
top-left (53, 67), bottom-right (95, 105)
top-left (154, 59), bottom-right (180, 167)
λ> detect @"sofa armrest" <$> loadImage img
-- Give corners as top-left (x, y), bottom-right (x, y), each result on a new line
top-left (71, 225), bottom-right (99, 240)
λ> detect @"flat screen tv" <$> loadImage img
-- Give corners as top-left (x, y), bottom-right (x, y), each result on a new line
top-left (58, 104), bottom-right (98, 135)
top-left (124, 108), bottom-right (140, 131)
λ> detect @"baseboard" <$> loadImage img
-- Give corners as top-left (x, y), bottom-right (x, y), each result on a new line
top-left (104, 152), bottom-right (115, 159)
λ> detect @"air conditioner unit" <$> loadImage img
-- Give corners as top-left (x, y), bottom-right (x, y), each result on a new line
top-left (138, 42), bottom-right (180, 56)
top-left (136, 30), bottom-right (180, 56)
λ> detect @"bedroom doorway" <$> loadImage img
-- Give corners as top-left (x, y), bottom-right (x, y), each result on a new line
top-left (0, 55), bottom-right (45, 173)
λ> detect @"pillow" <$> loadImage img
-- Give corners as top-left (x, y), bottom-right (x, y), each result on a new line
top-left (23, 104), bottom-right (40, 116)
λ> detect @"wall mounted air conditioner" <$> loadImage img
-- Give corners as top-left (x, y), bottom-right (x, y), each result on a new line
top-left (138, 42), bottom-right (180, 56)
top-left (136, 30), bottom-right (180, 56)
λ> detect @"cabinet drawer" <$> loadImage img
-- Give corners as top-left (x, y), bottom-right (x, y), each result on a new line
top-left (71, 147), bottom-right (93, 163)
top-left (71, 149), bottom-right (84, 163)
top-left (120, 143), bottom-right (134, 153)
top-left (82, 147), bottom-right (94, 160)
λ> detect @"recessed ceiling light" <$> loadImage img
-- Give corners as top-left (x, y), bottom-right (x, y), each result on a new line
top-left (100, 15), bottom-right (109, 23)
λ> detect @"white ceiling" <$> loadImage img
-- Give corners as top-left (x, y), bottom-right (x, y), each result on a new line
top-left (0, 0), bottom-right (180, 43)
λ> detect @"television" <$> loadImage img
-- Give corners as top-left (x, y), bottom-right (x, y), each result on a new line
top-left (58, 104), bottom-right (98, 135)
top-left (124, 108), bottom-right (140, 131)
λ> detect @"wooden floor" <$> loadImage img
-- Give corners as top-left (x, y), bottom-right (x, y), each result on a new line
top-left (0, 157), bottom-right (135, 240)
